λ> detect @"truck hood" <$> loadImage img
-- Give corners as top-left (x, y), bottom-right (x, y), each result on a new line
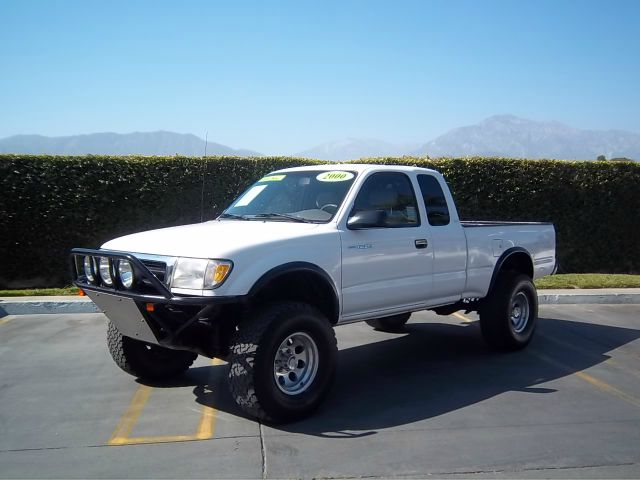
top-left (101, 219), bottom-right (323, 259)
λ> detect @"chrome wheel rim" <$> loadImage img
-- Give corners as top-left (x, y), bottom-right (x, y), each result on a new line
top-left (510, 291), bottom-right (530, 333)
top-left (273, 332), bottom-right (319, 395)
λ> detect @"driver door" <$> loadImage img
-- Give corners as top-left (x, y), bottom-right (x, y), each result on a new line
top-left (339, 172), bottom-right (433, 320)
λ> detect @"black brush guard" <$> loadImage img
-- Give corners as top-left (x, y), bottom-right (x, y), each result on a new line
top-left (70, 248), bottom-right (241, 357)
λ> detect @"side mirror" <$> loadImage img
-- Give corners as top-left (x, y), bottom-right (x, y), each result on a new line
top-left (347, 210), bottom-right (386, 229)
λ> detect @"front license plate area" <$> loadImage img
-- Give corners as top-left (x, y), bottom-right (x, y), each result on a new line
top-left (86, 291), bottom-right (159, 344)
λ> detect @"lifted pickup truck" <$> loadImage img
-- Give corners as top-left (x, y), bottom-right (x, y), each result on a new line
top-left (71, 164), bottom-right (556, 423)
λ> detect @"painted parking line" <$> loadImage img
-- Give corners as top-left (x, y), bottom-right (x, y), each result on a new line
top-left (108, 358), bottom-right (223, 446)
top-left (537, 331), bottom-right (640, 381)
top-left (452, 312), bottom-right (473, 323)
top-left (0, 315), bottom-right (16, 326)
top-left (451, 311), bottom-right (640, 409)
top-left (530, 349), bottom-right (640, 409)
top-left (108, 385), bottom-right (154, 444)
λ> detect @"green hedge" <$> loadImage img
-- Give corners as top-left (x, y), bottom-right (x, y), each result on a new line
top-left (0, 155), bottom-right (638, 288)
top-left (358, 157), bottom-right (640, 276)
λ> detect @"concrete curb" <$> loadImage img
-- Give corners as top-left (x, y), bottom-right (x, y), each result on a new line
top-left (1, 289), bottom-right (639, 317)
top-left (0, 297), bottom-right (99, 317)
top-left (538, 290), bottom-right (640, 305)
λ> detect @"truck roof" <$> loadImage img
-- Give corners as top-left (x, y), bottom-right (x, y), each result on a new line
top-left (273, 163), bottom-right (440, 175)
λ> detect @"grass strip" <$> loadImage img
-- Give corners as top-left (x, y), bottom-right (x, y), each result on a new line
top-left (535, 274), bottom-right (640, 289)
top-left (0, 287), bottom-right (79, 297)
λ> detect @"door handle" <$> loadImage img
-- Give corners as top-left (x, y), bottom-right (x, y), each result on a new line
top-left (415, 239), bottom-right (428, 249)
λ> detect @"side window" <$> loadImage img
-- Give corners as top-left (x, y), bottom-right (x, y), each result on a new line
top-left (418, 174), bottom-right (450, 226)
top-left (350, 172), bottom-right (420, 227)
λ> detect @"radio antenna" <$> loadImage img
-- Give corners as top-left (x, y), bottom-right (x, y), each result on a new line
top-left (200, 131), bottom-right (208, 222)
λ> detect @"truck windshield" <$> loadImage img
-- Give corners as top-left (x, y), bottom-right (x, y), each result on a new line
top-left (221, 170), bottom-right (357, 223)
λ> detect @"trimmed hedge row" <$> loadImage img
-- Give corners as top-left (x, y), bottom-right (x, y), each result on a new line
top-left (0, 154), bottom-right (638, 288)
top-left (0, 155), bottom-right (320, 288)
top-left (358, 157), bottom-right (640, 276)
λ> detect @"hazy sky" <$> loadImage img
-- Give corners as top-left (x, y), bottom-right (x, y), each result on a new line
top-left (1, 0), bottom-right (639, 154)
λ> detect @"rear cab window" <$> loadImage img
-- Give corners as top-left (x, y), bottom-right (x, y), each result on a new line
top-left (417, 174), bottom-right (450, 226)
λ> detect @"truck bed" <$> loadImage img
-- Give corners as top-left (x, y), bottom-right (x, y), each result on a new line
top-left (460, 221), bottom-right (556, 299)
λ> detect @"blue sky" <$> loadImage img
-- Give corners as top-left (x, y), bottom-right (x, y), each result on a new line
top-left (1, 0), bottom-right (638, 154)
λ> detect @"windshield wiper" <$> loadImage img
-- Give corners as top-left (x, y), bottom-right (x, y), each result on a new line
top-left (251, 213), bottom-right (314, 223)
top-left (218, 212), bottom-right (249, 220)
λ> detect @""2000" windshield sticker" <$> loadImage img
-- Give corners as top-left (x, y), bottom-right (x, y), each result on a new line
top-left (316, 171), bottom-right (354, 182)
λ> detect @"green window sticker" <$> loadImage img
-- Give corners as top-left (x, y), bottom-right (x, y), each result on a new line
top-left (316, 171), bottom-right (355, 182)
top-left (259, 174), bottom-right (286, 182)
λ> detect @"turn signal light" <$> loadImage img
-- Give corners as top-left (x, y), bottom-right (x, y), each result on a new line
top-left (213, 264), bottom-right (231, 283)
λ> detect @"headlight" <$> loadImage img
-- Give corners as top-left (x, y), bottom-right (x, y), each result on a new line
top-left (172, 258), bottom-right (232, 290)
top-left (99, 257), bottom-right (113, 286)
top-left (118, 260), bottom-right (134, 289)
top-left (83, 256), bottom-right (96, 284)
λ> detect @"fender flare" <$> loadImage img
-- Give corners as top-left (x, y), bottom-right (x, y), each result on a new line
top-left (487, 247), bottom-right (534, 293)
top-left (248, 261), bottom-right (340, 321)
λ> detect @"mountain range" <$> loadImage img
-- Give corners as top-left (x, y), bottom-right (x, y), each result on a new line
top-left (297, 115), bottom-right (640, 161)
top-left (411, 115), bottom-right (640, 160)
top-left (1, 115), bottom-right (638, 160)
top-left (0, 131), bottom-right (260, 157)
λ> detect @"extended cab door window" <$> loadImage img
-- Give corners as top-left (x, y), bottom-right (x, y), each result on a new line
top-left (348, 172), bottom-right (420, 228)
top-left (417, 174), bottom-right (450, 226)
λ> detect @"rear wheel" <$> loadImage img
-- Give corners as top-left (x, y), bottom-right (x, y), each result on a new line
top-left (227, 301), bottom-right (337, 423)
top-left (366, 313), bottom-right (411, 332)
top-left (107, 322), bottom-right (197, 380)
top-left (479, 274), bottom-right (538, 351)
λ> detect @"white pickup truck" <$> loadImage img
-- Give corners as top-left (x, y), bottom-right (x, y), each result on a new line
top-left (71, 164), bottom-right (556, 423)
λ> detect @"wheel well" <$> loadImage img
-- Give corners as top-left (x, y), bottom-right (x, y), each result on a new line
top-left (499, 251), bottom-right (534, 279)
top-left (249, 269), bottom-right (339, 324)
top-left (482, 250), bottom-right (534, 312)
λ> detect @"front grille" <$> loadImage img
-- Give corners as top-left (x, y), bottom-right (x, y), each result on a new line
top-left (140, 260), bottom-right (167, 284)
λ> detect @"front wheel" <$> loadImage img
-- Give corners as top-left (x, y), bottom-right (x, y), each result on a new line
top-left (479, 274), bottom-right (538, 351)
top-left (227, 302), bottom-right (337, 423)
top-left (107, 322), bottom-right (197, 380)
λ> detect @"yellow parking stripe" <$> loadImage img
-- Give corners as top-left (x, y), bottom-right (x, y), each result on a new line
top-left (108, 385), bottom-right (153, 445)
top-left (538, 331), bottom-right (640, 381)
top-left (108, 358), bottom-right (223, 446)
top-left (109, 434), bottom-right (202, 446)
top-left (531, 349), bottom-right (640, 409)
top-left (452, 312), bottom-right (473, 323)
top-left (0, 316), bottom-right (16, 326)
top-left (451, 311), bottom-right (640, 409)
top-left (196, 357), bottom-right (224, 439)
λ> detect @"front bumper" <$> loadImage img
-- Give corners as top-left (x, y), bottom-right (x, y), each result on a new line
top-left (85, 290), bottom-right (159, 343)
top-left (70, 248), bottom-right (243, 355)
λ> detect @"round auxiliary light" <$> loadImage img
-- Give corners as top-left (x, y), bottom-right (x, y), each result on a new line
top-left (83, 256), bottom-right (96, 284)
top-left (99, 257), bottom-right (113, 286)
top-left (118, 260), bottom-right (134, 289)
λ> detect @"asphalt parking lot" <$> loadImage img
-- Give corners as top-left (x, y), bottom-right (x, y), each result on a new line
top-left (1, 304), bottom-right (639, 479)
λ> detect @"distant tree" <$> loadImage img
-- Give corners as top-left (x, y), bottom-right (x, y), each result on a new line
top-left (610, 157), bottom-right (633, 162)
top-left (597, 154), bottom-right (606, 161)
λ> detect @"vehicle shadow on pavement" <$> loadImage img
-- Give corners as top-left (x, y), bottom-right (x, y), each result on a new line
top-left (188, 316), bottom-right (640, 434)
